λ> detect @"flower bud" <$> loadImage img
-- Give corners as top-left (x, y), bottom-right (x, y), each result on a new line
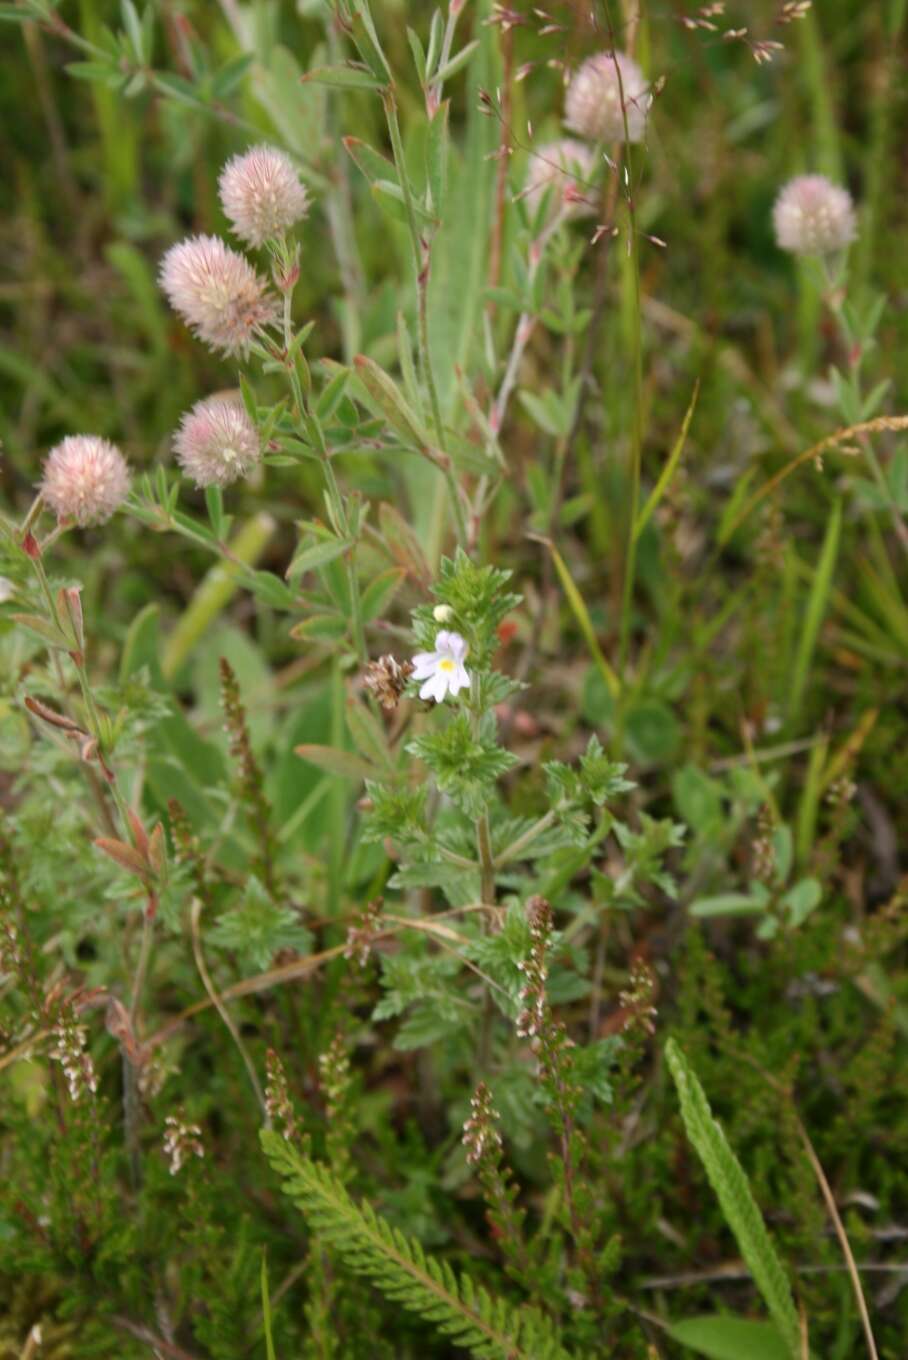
top-left (772, 174), bottom-right (857, 256)
top-left (433, 604), bottom-right (454, 623)
top-left (40, 435), bottom-right (130, 527)
top-left (218, 145), bottom-right (310, 249)
top-left (173, 395), bottom-right (261, 489)
top-left (565, 50), bottom-right (650, 144)
top-left (159, 235), bottom-right (278, 356)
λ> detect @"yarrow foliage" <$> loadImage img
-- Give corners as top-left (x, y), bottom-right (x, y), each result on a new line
top-left (173, 395), bottom-right (261, 488)
top-left (159, 234), bottom-right (278, 356)
top-left (564, 50), bottom-right (650, 144)
top-left (218, 144), bottom-right (310, 248)
top-left (772, 174), bottom-right (857, 256)
top-left (40, 435), bottom-right (130, 527)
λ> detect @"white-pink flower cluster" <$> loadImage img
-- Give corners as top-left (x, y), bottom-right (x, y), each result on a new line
top-left (40, 435), bottom-right (130, 527)
top-left (218, 145), bottom-right (310, 248)
top-left (524, 138), bottom-right (596, 220)
top-left (159, 235), bottom-right (278, 357)
top-left (174, 395), bottom-right (261, 488)
top-left (564, 50), bottom-right (650, 145)
top-left (772, 174), bottom-right (857, 256)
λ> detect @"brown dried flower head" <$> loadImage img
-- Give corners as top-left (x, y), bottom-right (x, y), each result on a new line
top-left (363, 655), bottom-right (415, 711)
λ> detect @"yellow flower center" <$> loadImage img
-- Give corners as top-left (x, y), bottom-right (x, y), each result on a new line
top-left (438, 658), bottom-right (455, 672)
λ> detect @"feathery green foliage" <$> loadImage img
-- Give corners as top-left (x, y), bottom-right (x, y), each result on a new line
top-left (261, 1130), bottom-right (574, 1360)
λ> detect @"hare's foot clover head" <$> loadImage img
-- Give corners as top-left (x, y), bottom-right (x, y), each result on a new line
top-left (411, 630), bottom-right (471, 704)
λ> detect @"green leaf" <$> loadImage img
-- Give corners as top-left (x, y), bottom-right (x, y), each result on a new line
top-left (546, 541), bottom-right (620, 700)
top-left (353, 355), bottom-right (432, 448)
top-left (664, 1040), bottom-right (801, 1358)
top-left (343, 136), bottom-right (399, 189)
top-left (11, 614), bottom-right (73, 650)
top-left (668, 1315), bottom-right (791, 1360)
top-left (260, 1132), bottom-right (574, 1360)
top-left (625, 699), bottom-right (681, 765)
top-left (209, 876), bottom-right (311, 971)
top-left (432, 39), bottom-right (480, 86)
top-left (690, 892), bottom-right (768, 919)
top-left (361, 567), bottom-right (406, 621)
top-left (635, 381), bottom-right (699, 541)
top-left (672, 764), bottom-right (724, 834)
top-left (426, 100), bottom-right (450, 216)
top-left (286, 536), bottom-right (353, 581)
top-left (303, 64), bottom-right (384, 91)
top-left (295, 744), bottom-right (374, 781)
top-left (788, 498), bottom-right (841, 729)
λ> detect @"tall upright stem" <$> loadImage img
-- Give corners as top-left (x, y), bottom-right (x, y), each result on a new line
top-left (383, 90), bottom-right (467, 545)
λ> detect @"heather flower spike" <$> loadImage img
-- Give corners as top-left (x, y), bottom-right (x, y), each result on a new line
top-left (174, 395), bottom-right (261, 488)
top-left (218, 145), bottom-right (310, 249)
top-left (772, 174), bottom-right (857, 256)
top-left (524, 138), bottom-right (596, 219)
top-left (40, 435), bottom-right (130, 527)
top-left (564, 50), bottom-right (651, 144)
top-left (411, 630), bottom-right (471, 703)
top-left (159, 235), bottom-right (278, 356)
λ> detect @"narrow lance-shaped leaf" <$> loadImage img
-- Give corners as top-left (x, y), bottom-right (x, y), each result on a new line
top-left (664, 1039), bottom-right (801, 1359)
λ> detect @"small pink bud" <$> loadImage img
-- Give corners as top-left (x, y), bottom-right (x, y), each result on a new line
top-left (40, 436), bottom-right (130, 528)
top-left (772, 174), bottom-right (857, 256)
top-left (159, 235), bottom-right (279, 357)
top-left (218, 145), bottom-right (310, 249)
top-left (564, 50), bottom-right (651, 144)
top-left (173, 395), bottom-right (261, 489)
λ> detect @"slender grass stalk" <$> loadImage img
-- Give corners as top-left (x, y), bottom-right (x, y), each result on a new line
top-left (383, 89), bottom-right (467, 545)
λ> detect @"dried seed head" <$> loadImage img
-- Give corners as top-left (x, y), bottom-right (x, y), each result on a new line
top-left (159, 234), bottom-right (278, 356)
top-left (772, 175), bottom-right (857, 256)
top-left (564, 50), bottom-right (651, 144)
top-left (218, 145), bottom-right (310, 248)
top-left (524, 138), bottom-right (596, 219)
top-left (40, 435), bottom-right (130, 527)
top-left (163, 1113), bottom-right (204, 1174)
top-left (363, 655), bottom-right (415, 711)
top-left (174, 395), bottom-right (261, 488)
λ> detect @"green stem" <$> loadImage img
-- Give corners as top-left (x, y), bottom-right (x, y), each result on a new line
top-left (494, 809), bottom-right (556, 869)
top-left (383, 90), bottom-right (467, 545)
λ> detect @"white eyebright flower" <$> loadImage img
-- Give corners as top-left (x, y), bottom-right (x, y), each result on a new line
top-left (411, 630), bottom-right (470, 704)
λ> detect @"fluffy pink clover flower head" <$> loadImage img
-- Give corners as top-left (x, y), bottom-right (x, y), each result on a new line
top-left (174, 395), bottom-right (261, 489)
top-left (218, 145), bottom-right (310, 249)
top-left (40, 435), bottom-right (130, 527)
top-left (565, 50), bottom-right (650, 144)
top-left (159, 235), bottom-right (278, 356)
top-left (524, 139), bottom-right (596, 220)
top-left (411, 630), bottom-right (470, 704)
top-left (772, 174), bottom-right (857, 256)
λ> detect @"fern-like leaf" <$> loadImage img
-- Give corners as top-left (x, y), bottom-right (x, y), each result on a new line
top-left (664, 1039), bottom-right (801, 1358)
top-left (261, 1130), bottom-right (574, 1360)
